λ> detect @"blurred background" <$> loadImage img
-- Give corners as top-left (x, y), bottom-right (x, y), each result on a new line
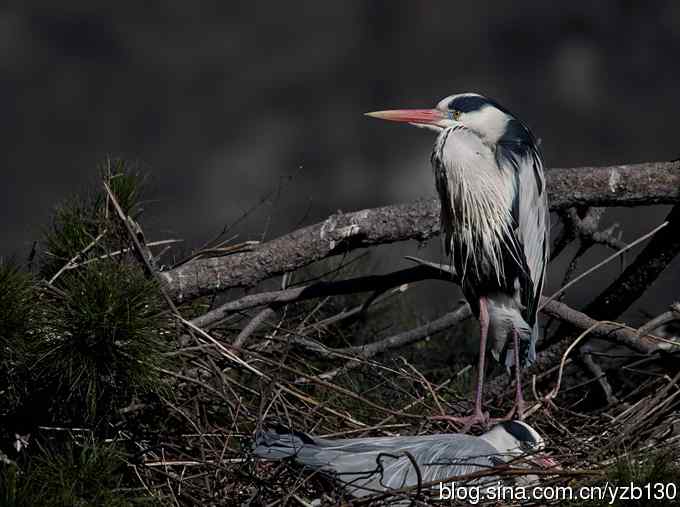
top-left (2, 0), bottom-right (680, 322)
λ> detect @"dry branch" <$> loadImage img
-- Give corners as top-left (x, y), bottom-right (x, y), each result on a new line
top-left (233, 307), bottom-right (277, 349)
top-left (485, 298), bottom-right (663, 403)
top-left (296, 304), bottom-right (472, 363)
top-left (161, 161), bottom-right (680, 301)
top-left (540, 299), bottom-right (655, 354)
top-left (580, 345), bottom-right (618, 405)
top-left (314, 298), bottom-right (659, 385)
top-left (584, 203), bottom-right (680, 321)
top-left (190, 265), bottom-right (451, 328)
top-left (545, 203), bottom-right (680, 347)
top-left (637, 302), bottom-right (680, 336)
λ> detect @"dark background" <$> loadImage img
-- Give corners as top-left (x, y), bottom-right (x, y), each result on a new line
top-left (3, 1), bottom-right (679, 322)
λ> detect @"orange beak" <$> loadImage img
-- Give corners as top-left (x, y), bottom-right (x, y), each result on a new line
top-left (364, 108), bottom-right (446, 126)
top-left (532, 454), bottom-right (561, 470)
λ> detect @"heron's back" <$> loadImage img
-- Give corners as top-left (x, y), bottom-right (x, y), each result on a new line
top-left (254, 429), bottom-right (504, 497)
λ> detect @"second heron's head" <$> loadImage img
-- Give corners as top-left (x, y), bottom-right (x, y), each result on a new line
top-left (482, 420), bottom-right (559, 469)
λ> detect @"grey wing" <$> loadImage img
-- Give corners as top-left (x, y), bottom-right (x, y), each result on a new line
top-left (376, 437), bottom-right (500, 491)
top-left (497, 145), bottom-right (548, 324)
top-left (497, 144), bottom-right (549, 362)
top-left (293, 434), bottom-right (500, 497)
top-left (516, 148), bottom-right (549, 328)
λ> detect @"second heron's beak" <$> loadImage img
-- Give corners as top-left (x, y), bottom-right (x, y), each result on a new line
top-left (531, 453), bottom-right (561, 470)
top-left (365, 108), bottom-right (447, 128)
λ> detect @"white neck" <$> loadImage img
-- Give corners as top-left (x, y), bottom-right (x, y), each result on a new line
top-left (462, 105), bottom-right (510, 145)
top-left (479, 426), bottom-right (524, 459)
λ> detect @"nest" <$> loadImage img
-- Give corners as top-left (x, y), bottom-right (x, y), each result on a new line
top-left (130, 323), bottom-right (680, 506)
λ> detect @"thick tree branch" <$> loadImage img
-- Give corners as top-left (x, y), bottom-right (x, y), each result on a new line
top-left (161, 161), bottom-right (680, 301)
top-left (548, 161), bottom-right (680, 209)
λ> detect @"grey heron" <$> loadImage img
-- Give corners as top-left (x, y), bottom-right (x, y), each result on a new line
top-left (366, 93), bottom-right (549, 429)
top-left (253, 421), bottom-right (557, 499)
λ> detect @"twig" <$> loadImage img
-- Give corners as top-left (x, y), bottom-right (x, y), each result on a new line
top-left (173, 241), bottom-right (259, 266)
top-left (369, 377), bottom-right (455, 435)
top-left (486, 300), bottom-right (657, 403)
top-left (237, 346), bottom-right (426, 421)
top-left (102, 181), bottom-right (177, 312)
top-left (47, 230), bottom-right (107, 285)
top-left (190, 265), bottom-right (450, 328)
top-left (540, 221), bottom-right (668, 309)
top-left (637, 302), bottom-right (680, 337)
top-left (298, 285), bottom-right (408, 334)
top-left (401, 359), bottom-right (447, 418)
top-left (584, 203), bottom-right (680, 321)
top-left (177, 316), bottom-right (267, 378)
top-left (530, 320), bottom-right (609, 412)
top-left (309, 304), bottom-right (472, 381)
top-left (233, 307), bottom-right (277, 349)
top-left (566, 207), bottom-right (626, 251)
top-left (580, 345), bottom-right (618, 405)
top-left (343, 304), bottom-right (471, 358)
top-left (69, 239), bottom-right (182, 270)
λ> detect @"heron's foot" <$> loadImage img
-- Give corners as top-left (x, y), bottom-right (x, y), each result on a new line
top-left (537, 392), bottom-right (559, 415)
top-left (493, 387), bottom-right (527, 422)
top-left (431, 410), bottom-right (490, 432)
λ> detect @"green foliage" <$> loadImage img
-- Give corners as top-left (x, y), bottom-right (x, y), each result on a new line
top-left (0, 160), bottom-right (173, 504)
top-left (568, 450), bottom-right (680, 506)
top-left (98, 158), bottom-right (145, 220)
top-left (0, 260), bottom-right (36, 415)
top-left (22, 157), bottom-right (171, 425)
top-left (0, 260), bottom-right (35, 350)
top-left (29, 259), bottom-right (171, 424)
top-left (0, 439), bottom-right (152, 507)
top-left (40, 198), bottom-right (102, 280)
top-left (610, 450), bottom-right (679, 484)
top-left (0, 159), bottom-right (188, 504)
top-left (0, 459), bottom-right (19, 507)
top-left (40, 158), bottom-right (145, 279)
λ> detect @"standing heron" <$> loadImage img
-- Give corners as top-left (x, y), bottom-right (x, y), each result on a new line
top-left (366, 93), bottom-right (549, 428)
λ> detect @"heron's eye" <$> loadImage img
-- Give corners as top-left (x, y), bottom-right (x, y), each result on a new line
top-left (448, 110), bottom-right (461, 120)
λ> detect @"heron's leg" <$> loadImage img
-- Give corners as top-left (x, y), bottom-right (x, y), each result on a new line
top-left (432, 297), bottom-right (490, 431)
top-left (492, 327), bottom-right (526, 422)
top-left (472, 296), bottom-right (490, 415)
top-left (506, 327), bottom-right (526, 419)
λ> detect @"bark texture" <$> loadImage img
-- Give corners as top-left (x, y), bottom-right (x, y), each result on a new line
top-left (161, 161), bottom-right (680, 301)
